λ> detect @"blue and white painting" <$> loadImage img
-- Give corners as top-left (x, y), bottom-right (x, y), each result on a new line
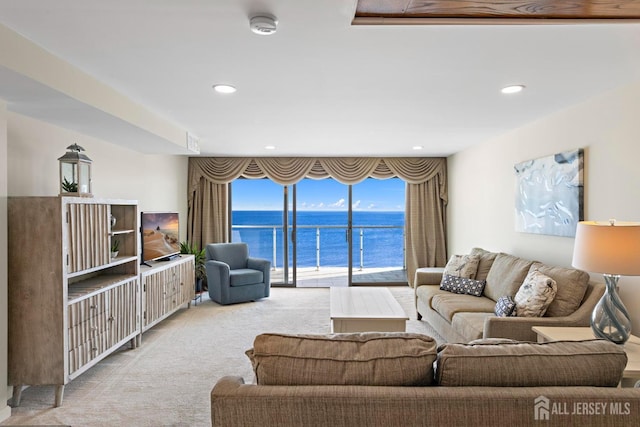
top-left (514, 149), bottom-right (584, 237)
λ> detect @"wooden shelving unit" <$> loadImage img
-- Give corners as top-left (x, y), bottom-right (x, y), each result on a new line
top-left (7, 196), bottom-right (140, 407)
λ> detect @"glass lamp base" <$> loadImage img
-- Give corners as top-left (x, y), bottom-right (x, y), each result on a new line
top-left (591, 274), bottom-right (631, 344)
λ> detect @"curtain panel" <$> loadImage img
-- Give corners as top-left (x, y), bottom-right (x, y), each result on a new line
top-left (187, 157), bottom-right (448, 285)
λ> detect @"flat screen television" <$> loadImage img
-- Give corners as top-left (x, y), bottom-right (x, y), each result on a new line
top-left (141, 212), bottom-right (180, 263)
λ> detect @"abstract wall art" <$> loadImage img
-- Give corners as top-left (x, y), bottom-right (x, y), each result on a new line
top-left (514, 149), bottom-right (584, 237)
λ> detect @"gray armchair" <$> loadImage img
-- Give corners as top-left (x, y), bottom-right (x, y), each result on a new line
top-left (205, 243), bottom-right (271, 305)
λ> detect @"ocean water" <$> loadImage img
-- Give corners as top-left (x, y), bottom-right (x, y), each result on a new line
top-left (232, 210), bottom-right (404, 268)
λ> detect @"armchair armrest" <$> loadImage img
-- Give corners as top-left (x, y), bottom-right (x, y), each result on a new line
top-left (205, 260), bottom-right (230, 280)
top-left (248, 257), bottom-right (271, 296)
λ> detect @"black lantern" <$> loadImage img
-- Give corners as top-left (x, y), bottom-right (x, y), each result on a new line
top-left (58, 144), bottom-right (92, 197)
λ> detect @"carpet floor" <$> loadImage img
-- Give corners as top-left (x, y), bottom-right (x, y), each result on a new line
top-left (2, 286), bottom-right (443, 427)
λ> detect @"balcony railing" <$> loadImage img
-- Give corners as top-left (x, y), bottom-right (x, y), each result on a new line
top-left (232, 224), bottom-right (405, 271)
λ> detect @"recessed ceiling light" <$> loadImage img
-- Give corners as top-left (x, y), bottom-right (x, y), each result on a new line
top-left (412, 145), bottom-right (423, 150)
top-left (264, 145), bottom-right (276, 150)
top-left (501, 85), bottom-right (525, 94)
top-left (213, 84), bottom-right (237, 94)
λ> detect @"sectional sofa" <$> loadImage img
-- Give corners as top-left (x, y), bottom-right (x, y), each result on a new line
top-left (211, 332), bottom-right (640, 426)
top-left (414, 248), bottom-right (605, 342)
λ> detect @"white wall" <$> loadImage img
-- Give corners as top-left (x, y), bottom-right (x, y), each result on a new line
top-left (448, 81), bottom-right (640, 332)
top-left (0, 102), bottom-right (11, 421)
top-left (7, 112), bottom-right (189, 237)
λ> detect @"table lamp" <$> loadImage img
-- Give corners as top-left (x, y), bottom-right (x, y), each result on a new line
top-left (572, 220), bottom-right (640, 344)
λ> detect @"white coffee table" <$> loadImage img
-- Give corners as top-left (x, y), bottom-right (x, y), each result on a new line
top-left (532, 326), bottom-right (640, 383)
top-left (330, 287), bottom-right (409, 333)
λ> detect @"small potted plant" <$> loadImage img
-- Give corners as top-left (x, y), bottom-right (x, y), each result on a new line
top-left (111, 239), bottom-right (120, 259)
top-left (180, 241), bottom-right (207, 292)
top-left (61, 177), bottom-right (78, 193)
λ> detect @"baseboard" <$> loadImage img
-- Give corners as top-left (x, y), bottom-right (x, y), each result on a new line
top-left (0, 403), bottom-right (11, 422)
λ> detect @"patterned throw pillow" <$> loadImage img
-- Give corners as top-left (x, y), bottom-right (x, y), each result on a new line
top-left (443, 254), bottom-right (480, 279)
top-left (514, 269), bottom-right (558, 317)
top-left (494, 295), bottom-right (517, 317)
top-left (439, 274), bottom-right (486, 297)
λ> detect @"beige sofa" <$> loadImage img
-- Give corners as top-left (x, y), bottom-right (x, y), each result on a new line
top-left (414, 248), bottom-right (605, 343)
top-left (211, 333), bottom-right (640, 427)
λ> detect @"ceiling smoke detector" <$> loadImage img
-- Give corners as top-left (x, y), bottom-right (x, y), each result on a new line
top-left (250, 14), bottom-right (278, 35)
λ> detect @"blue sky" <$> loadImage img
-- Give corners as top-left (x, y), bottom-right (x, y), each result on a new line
top-left (232, 177), bottom-right (405, 211)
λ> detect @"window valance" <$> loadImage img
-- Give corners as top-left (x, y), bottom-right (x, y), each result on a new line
top-left (189, 156), bottom-right (446, 187)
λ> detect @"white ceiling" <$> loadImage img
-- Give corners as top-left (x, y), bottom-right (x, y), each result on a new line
top-left (1, 0), bottom-right (640, 157)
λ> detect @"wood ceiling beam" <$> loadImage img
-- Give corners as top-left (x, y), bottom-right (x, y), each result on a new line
top-left (354, 0), bottom-right (640, 24)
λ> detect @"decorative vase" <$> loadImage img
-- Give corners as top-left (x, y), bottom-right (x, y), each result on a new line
top-left (111, 251), bottom-right (119, 259)
top-left (591, 274), bottom-right (631, 344)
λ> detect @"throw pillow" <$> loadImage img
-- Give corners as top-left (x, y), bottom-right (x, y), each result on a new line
top-left (483, 253), bottom-right (534, 302)
top-left (246, 332), bottom-right (437, 386)
top-left (442, 254), bottom-right (480, 279)
top-left (440, 274), bottom-right (486, 297)
top-left (494, 295), bottom-right (517, 317)
top-left (514, 269), bottom-right (557, 317)
top-left (470, 247), bottom-right (498, 281)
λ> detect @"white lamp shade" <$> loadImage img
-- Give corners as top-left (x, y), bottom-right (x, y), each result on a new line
top-left (572, 221), bottom-right (640, 276)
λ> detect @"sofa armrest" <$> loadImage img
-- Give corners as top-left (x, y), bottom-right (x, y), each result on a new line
top-left (413, 268), bottom-right (444, 309)
top-left (484, 315), bottom-right (588, 342)
top-left (414, 267), bottom-right (445, 286)
top-left (484, 281), bottom-right (605, 341)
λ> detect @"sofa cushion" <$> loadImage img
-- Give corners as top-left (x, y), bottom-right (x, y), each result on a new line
top-left (529, 262), bottom-right (590, 317)
top-left (440, 274), bottom-right (486, 297)
top-left (431, 293), bottom-right (496, 322)
top-left (450, 312), bottom-right (493, 342)
top-left (415, 284), bottom-right (447, 307)
top-left (443, 254), bottom-right (480, 279)
top-left (229, 269), bottom-right (263, 287)
top-left (494, 295), bottom-right (517, 317)
top-left (514, 269), bottom-right (557, 317)
top-left (484, 253), bottom-right (534, 302)
top-left (246, 332), bottom-right (437, 386)
top-left (470, 248), bottom-right (498, 281)
top-left (435, 339), bottom-right (627, 387)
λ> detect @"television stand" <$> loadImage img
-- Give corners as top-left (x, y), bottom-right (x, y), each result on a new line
top-left (157, 254), bottom-right (180, 262)
top-left (140, 255), bottom-right (196, 333)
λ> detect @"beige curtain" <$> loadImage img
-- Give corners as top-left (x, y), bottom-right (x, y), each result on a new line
top-left (187, 157), bottom-right (447, 282)
top-left (187, 175), bottom-right (229, 250)
top-left (405, 178), bottom-right (448, 287)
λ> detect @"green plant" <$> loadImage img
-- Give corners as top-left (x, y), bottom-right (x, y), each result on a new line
top-left (180, 241), bottom-right (206, 280)
top-left (111, 239), bottom-right (120, 253)
top-left (61, 177), bottom-right (78, 193)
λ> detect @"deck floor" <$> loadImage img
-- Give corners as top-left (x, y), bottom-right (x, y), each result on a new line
top-left (271, 266), bottom-right (407, 287)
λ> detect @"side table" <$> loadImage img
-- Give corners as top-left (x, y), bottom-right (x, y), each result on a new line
top-left (533, 326), bottom-right (640, 387)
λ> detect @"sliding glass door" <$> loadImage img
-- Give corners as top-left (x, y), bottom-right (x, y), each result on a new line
top-left (231, 177), bottom-right (405, 286)
top-left (351, 178), bottom-right (406, 285)
top-left (294, 179), bottom-right (351, 287)
top-left (231, 179), bottom-right (294, 286)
